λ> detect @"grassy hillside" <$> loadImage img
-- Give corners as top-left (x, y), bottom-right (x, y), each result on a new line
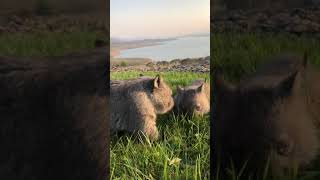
top-left (110, 71), bottom-right (210, 179)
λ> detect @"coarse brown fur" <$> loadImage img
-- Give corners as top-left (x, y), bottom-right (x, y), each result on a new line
top-left (174, 79), bottom-right (210, 117)
top-left (0, 48), bottom-right (109, 180)
top-left (110, 75), bottom-right (174, 140)
top-left (212, 54), bottom-right (320, 179)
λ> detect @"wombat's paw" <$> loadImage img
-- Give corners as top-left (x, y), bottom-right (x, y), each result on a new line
top-left (135, 127), bottom-right (159, 141)
top-left (147, 128), bottom-right (160, 141)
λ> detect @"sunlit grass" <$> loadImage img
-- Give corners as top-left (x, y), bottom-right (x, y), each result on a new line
top-left (110, 71), bottom-right (210, 179)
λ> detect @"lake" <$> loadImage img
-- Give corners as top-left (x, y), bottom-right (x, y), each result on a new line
top-left (115, 35), bottom-right (210, 61)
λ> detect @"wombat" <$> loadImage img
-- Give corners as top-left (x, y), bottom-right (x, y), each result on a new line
top-left (110, 75), bottom-right (174, 140)
top-left (174, 79), bottom-right (210, 116)
top-left (212, 54), bottom-right (320, 179)
top-left (0, 48), bottom-right (108, 180)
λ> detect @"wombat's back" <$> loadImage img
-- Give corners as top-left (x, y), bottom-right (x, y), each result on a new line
top-left (110, 77), bottom-right (153, 96)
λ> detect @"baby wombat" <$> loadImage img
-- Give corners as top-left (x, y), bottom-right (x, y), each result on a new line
top-left (110, 75), bottom-right (174, 140)
top-left (174, 79), bottom-right (210, 116)
top-left (213, 54), bottom-right (320, 179)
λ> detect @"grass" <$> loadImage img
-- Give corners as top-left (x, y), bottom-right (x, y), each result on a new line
top-left (3, 30), bottom-right (320, 179)
top-left (212, 32), bottom-right (320, 180)
top-left (0, 31), bottom-right (107, 57)
top-left (120, 61), bottom-right (128, 67)
top-left (212, 32), bottom-right (320, 82)
top-left (110, 71), bottom-right (210, 179)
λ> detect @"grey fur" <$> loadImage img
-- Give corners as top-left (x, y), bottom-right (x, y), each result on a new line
top-left (174, 79), bottom-right (210, 116)
top-left (213, 54), bottom-right (320, 178)
top-left (111, 75), bottom-right (174, 140)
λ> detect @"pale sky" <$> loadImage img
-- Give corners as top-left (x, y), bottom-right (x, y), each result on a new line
top-left (111, 0), bottom-right (210, 39)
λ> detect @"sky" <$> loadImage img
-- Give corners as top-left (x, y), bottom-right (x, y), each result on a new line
top-left (111, 0), bottom-right (210, 40)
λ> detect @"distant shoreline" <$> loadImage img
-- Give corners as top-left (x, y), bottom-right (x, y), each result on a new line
top-left (110, 43), bottom-right (158, 58)
top-left (110, 38), bottom-right (176, 58)
top-left (110, 34), bottom-right (210, 60)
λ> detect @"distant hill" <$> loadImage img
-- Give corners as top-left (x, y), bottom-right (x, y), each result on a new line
top-left (111, 32), bottom-right (209, 45)
top-left (110, 37), bottom-right (176, 45)
top-left (177, 32), bottom-right (210, 38)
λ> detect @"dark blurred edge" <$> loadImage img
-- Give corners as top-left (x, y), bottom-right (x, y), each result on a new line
top-left (106, 0), bottom-right (110, 179)
top-left (210, 1), bottom-right (214, 179)
top-left (0, 0), bottom-right (110, 179)
top-left (211, 0), bottom-right (320, 179)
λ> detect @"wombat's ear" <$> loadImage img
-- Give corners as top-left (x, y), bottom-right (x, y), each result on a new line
top-left (177, 85), bottom-right (184, 93)
top-left (153, 75), bottom-right (163, 88)
top-left (196, 84), bottom-right (205, 93)
top-left (274, 71), bottom-right (298, 97)
top-left (213, 69), bottom-right (236, 94)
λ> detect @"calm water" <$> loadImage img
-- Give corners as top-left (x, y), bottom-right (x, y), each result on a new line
top-left (116, 36), bottom-right (210, 61)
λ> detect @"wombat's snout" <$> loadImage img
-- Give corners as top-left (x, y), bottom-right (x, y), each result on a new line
top-left (192, 102), bottom-right (210, 117)
top-left (193, 110), bottom-right (204, 117)
top-left (195, 104), bottom-right (201, 111)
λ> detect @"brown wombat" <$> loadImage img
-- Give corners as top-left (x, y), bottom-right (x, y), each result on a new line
top-left (174, 79), bottom-right (210, 117)
top-left (110, 75), bottom-right (174, 140)
top-left (0, 48), bottom-right (108, 180)
top-left (212, 54), bottom-right (320, 179)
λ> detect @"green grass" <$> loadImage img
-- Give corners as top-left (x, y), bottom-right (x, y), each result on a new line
top-left (120, 61), bottom-right (128, 67)
top-left (212, 32), bottom-right (320, 82)
top-left (110, 71), bottom-right (210, 179)
top-left (212, 32), bottom-right (320, 180)
top-left (0, 31), bottom-right (106, 57)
